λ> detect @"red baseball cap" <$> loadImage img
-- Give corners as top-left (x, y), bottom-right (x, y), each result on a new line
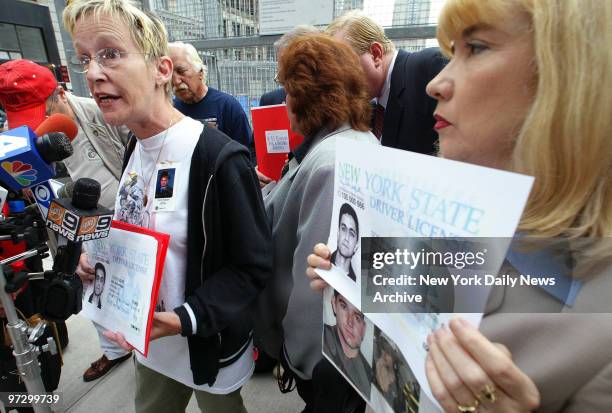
top-left (0, 59), bottom-right (58, 131)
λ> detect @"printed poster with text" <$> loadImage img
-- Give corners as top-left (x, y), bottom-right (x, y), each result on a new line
top-left (317, 137), bottom-right (534, 412)
top-left (81, 221), bottom-right (169, 356)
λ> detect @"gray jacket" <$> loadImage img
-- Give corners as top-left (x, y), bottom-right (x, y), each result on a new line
top-left (255, 125), bottom-right (378, 379)
top-left (481, 259), bottom-right (612, 412)
top-left (67, 94), bottom-right (128, 179)
top-left (65, 93), bottom-right (129, 208)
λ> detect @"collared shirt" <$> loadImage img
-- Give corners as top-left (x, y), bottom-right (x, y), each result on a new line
top-left (377, 50), bottom-right (399, 109)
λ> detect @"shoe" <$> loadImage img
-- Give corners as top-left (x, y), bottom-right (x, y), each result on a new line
top-left (254, 348), bottom-right (277, 374)
top-left (83, 353), bottom-right (132, 382)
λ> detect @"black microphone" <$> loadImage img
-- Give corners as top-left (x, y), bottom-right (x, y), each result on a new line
top-left (42, 178), bottom-right (113, 321)
top-left (34, 132), bottom-right (73, 163)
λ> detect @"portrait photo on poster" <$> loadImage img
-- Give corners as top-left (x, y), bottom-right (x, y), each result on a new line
top-left (318, 202), bottom-right (364, 307)
top-left (369, 327), bottom-right (421, 413)
top-left (322, 286), bottom-right (374, 401)
top-left (87, 261), bottom-right (108, 310)
top-left (155, 168), bottom-right (175, 199)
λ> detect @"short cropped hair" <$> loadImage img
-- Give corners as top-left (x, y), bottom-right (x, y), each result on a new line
top-left (94, 262), bottom-right (106, 276)
top-left (63, 0), bottom-right (171, 96)
top-left (437, 0), bottom-right (612, 247)
top-left (277, 33), bottom-right (371, 137)
top-left (326, 10), bottom-right (395, 55)
top-left (168, 41), bottom-right (208, 80)
top-left (339, 203), bottom-right (359, 238)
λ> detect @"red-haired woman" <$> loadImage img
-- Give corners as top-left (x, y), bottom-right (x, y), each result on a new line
top-left (254, 33), bottom-right (377, 412)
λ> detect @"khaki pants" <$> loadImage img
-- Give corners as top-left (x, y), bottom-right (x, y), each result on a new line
top-left (134, 360), bottom-right (248, 413)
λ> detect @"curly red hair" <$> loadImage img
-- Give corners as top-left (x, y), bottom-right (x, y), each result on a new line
top-left (278, 33), bottom-right (371, 136)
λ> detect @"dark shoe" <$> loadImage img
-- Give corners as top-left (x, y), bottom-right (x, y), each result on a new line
top-left (83, 353), bottom-right (132, 382)
top-left (254, 347), bottom-right (277, 374)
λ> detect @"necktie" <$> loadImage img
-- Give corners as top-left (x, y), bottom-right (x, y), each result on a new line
top-left (373, 103), bottom-right (385, 140)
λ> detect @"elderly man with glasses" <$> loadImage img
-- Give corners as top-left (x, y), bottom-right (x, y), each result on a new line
top-left (0, 58), bottom-right (132, 382)
top-left (168, 42), bottom-right (253, 150)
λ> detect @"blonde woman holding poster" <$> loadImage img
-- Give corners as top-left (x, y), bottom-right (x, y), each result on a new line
top-left (307, 0), bottom-right (612, 412)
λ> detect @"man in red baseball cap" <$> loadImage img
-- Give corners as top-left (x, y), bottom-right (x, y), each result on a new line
top-left (0, 59), bottom-right (58, 130)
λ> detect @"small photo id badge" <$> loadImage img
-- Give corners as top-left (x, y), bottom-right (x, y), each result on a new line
top-left (153, 161), bottom-right (178, 212)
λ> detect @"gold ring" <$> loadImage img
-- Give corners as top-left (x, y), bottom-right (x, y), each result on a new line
top-left (457, 399), bottom-right (479, 412)
top-left (479, 384), bottom-right (497, 403)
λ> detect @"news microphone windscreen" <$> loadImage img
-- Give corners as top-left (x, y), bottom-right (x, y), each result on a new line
top-left (36, 132), bottom-right (73, 163)
top-left (72, 178), bottom-right (101, 210)
top-left (34, 113), bottom-right (78, 141)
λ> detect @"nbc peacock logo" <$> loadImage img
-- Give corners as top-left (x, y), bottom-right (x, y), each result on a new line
top-left (1, 161), bottom-right (38, 187)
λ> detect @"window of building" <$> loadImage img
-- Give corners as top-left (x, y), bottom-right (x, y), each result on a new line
top-left (0, 23), bottom-right (48, 62)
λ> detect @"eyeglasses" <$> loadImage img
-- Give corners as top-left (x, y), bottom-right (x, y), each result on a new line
top-left (68, 48), bottom-right (147, 73)
top-left (274, 71), bottom-right (282, 86)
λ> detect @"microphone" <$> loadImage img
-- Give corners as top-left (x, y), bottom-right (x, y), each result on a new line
top-left (42, 178), bottom-right (113, 320)
top-left (46, 178), bottom-right (113, 243)
top-left (34, 113), bottom-right (78, 140)
top-left (56, 181), bottom-right (76, 199)
top-left (29, 179), bottom-right (64, 220)
top-left (0, 114), bottom-right (77, 192)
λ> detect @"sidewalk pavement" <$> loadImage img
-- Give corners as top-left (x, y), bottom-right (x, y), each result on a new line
top-left (54, 315), bottom-right (304, 413)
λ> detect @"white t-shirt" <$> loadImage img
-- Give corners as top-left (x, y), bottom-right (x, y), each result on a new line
top-left (115, 116), bottom-right (254, 393)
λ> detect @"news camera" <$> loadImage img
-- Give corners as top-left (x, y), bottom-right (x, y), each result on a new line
top-left (0, 116), bottom-right (111, 408)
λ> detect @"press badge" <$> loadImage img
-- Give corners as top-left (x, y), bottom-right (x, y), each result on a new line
top-left (152, 161), bottom-right (179, 212)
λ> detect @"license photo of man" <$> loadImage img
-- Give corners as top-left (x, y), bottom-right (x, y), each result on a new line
top-left (88, 262), bottom-right (106, 310)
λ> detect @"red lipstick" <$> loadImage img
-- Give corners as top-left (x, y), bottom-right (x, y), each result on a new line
top-left (434, 114), bottom-right (451, 130)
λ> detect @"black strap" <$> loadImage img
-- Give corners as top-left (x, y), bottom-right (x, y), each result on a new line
top-left (121, 132), bottom-right (138, 174)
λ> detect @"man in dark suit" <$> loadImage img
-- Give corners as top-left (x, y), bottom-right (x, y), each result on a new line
top-left (327, 11), bottom-right (447, 155)
top-left (259, 87), bottom-right (287, 106)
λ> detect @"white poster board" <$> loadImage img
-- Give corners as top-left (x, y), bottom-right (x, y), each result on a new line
top-left (259, 0), bottom-right (333, 35)
top-left (317, 137), bottom-right (534, 411)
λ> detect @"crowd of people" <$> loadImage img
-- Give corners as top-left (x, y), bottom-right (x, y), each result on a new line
top-left (0, 0), bottom-right (611, 412)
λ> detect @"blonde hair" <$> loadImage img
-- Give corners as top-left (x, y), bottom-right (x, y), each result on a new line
top-left (63, 0), bottom-right (172, 96)
top-left (437, 0), bottom-right (612, 248)
top-left (168, 41), bottom-right (208, 80)
top-left (326, 10), bottom-right (395, 55)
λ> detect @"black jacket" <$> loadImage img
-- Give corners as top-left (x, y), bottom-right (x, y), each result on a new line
top-left (382, 48), bottom-right (447, 154)
top-left (259, 87), bottom-right (287, 106)
top-left (123, 124), bottom-right (272, 386)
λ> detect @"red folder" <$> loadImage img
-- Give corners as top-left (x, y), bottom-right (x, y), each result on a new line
top-left (110, 220), bottom-right (170, 356)
top-left (251, 104), bottom-right (304, 180)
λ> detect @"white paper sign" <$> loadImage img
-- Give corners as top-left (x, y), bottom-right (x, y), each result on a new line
top-left (265, 129), bottom-right (290, 154)
top-left (81, 226), bottom-right (160, 354)
top-left (317, 138), bottom-right (534, 411)
top-left (259, 0), bottom-right (333, 35)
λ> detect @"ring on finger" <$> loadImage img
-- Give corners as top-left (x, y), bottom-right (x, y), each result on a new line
top-left (478, 384), bottom-right (497, 404)
top-left (457, 399), bottom-right (479, 413)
